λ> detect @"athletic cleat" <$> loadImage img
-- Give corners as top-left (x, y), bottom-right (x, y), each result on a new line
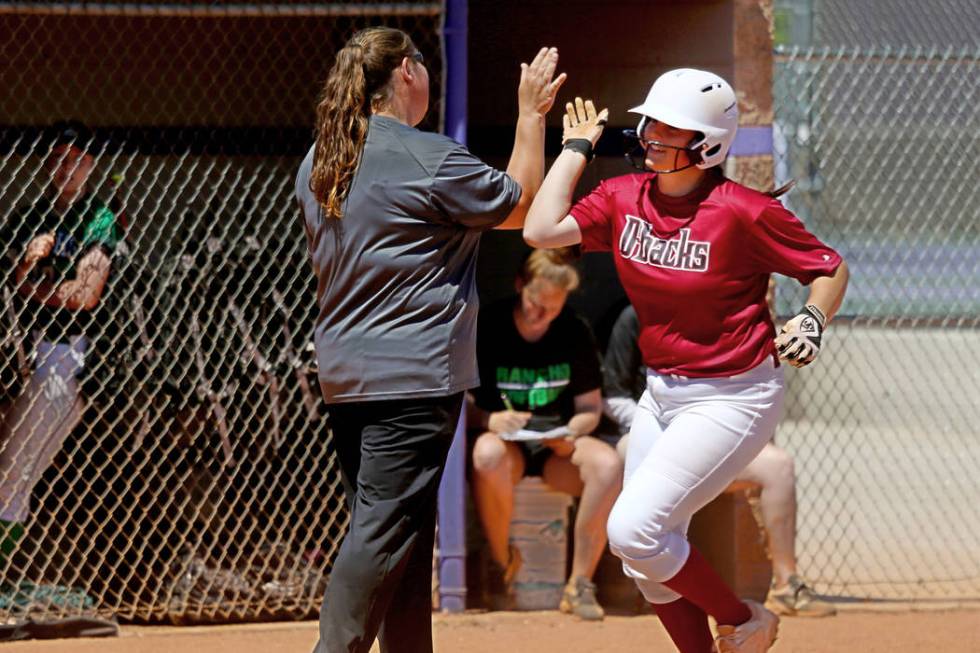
top-left (714, 599), bottom-right (779, 653)
top-left (765, 575), bottom-right (836, 617)
top-left (558, 576), bottom-right (605, 621)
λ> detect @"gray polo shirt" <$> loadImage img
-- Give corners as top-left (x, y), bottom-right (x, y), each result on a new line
top-left (296, 115), bottom-right (521, 404)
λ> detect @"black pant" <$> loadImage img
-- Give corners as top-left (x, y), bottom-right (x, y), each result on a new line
top-left (313, 393), bottom-right (462, 653)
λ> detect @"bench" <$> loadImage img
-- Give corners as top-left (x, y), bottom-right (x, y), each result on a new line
top-left (503, 479), bottom-right (773, 611)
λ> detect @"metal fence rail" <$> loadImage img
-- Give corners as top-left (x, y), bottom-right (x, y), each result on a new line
top-left (772, 45), bottom-right (980, 600)
top-left (0, 2), bottom-right (444, 624)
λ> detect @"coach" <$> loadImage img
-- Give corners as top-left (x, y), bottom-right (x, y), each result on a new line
top-left (295, 27), bottom-right (566, 653)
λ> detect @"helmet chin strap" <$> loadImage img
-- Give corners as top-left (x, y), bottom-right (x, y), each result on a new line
top-left (634, 116), bottom-right (703, 174)
top-left (642, 140), bottom-right (701, 174)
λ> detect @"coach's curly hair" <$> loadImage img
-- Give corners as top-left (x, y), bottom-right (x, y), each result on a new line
top-left (310, 27), bottom-right (417, 219)
top-left (518, 247), bottom-right (581, 292)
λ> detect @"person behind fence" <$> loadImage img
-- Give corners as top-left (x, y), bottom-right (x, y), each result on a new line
top-left (523, 68), bottom-right (849, 653)
top-left (467, 248), bottom-right (622, 621)
top-left (295, 27), bottom-right (567, 653)
top-left (602, 304), bottom-right (836, 618)
top-left (0, 120), bottom-right (121, 567)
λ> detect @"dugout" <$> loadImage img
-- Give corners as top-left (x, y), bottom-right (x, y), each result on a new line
top-left (0, 4), bottom-right (448, 625)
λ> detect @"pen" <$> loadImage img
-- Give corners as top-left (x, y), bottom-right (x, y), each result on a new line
top-left (499, 392), bottom-right (515, 411)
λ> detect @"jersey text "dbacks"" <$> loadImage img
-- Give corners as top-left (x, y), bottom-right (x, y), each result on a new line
top-left (618, 216), bottom-right (710, 272)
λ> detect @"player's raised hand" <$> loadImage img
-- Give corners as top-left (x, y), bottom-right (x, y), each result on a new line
top-left (776, 304), bottom-right (826, 368)
top-left (518, 47), bottom-right (567, 117)
top-left (563, 97), bottom-right (609, 146)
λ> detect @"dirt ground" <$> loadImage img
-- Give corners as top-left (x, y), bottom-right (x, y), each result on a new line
top-left (2, 607), bottom-right (979, 653)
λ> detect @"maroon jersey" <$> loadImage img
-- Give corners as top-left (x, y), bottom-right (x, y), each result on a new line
top-left (570, 173), bottom-right (841, 378)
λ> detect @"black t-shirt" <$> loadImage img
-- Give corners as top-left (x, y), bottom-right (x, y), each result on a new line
top-left (472, 297), bottom-right (603, 431)
top-left (1, 194), bottom-right (120, 342)
top-left (602, 304), bottom-right (646, 402)
top-left (595, 303), bottom-right (647, 438)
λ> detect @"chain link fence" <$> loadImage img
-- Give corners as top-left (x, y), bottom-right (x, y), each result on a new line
top-left (772, 42), bottom-right (980, 600)
top-left (0, 1), bottom-right (445, 626)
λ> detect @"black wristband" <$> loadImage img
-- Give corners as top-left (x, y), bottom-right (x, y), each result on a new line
top-left (563, 138), bottom-right (595, 163)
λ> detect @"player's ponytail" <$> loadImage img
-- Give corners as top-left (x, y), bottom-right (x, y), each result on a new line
top-left (310, 27), bottom-right (416, 219)
top-left (766, 179), bottom-right (795, 199)
top-left (519, 248), bottom-right (581, 292)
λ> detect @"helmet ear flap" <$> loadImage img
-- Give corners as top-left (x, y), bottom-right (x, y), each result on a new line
top-left (687, 131), bottom-right (707, 166)
top-left (700, 143), bottom-right (722, 163)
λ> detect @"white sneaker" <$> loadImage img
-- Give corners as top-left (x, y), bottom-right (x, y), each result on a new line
top-left (714, 600), bottom-right (779, 653)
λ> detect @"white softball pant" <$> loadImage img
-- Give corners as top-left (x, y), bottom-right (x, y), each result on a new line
top-left (606, 357), bottom-right (784, 604)
top-left (0, 337), bottom-right (87, 523)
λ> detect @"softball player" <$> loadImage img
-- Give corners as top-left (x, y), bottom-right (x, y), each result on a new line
top-left (523, 69), bottom-right (849, 653)
top-left (0, 122), bottom-right (121, 564)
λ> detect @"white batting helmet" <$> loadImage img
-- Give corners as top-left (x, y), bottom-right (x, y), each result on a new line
top-left (629, 68), bottom-right (738, 169)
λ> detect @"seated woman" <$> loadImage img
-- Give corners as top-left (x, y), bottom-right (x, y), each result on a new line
top-left (467, 248), bottom-right (622, 621)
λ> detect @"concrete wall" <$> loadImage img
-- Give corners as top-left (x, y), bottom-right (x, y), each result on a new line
top-left (0, 14), bottom-right (444, 130)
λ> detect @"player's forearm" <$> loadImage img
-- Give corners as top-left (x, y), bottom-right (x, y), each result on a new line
top-left (523, 149), bottom-right (586, 246)
top-left (568, 410), bottom-right (600, 439)
top-left (32, 279), bottom-right (96, 311)
top-left (37, 261), bottom-right (109, 311)
top-left (805, 260), bottom-right (849, 323)
top-left (499, 113), bottom-right (546, 229)
top-left (55, 280), bottom-right (100, 311)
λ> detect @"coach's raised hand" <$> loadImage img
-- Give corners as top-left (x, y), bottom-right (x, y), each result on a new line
top-left (519, 47), bottom-right (567, 117)
top-left (498, 47), bottom-right (566, 230)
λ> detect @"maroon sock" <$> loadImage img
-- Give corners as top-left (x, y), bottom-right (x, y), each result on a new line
top-left (661, 546), bottom-right (751, 627)
top-left (654, 598), bottom-right (714, 653)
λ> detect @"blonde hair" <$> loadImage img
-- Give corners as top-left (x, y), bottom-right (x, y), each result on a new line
top-left (518, 248), bottom-right (580, 292)
top-left (309, 27), bottom-right (416, 219)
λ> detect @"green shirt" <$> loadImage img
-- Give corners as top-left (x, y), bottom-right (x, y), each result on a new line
top-left (2, 194), bottom-right (121, 342)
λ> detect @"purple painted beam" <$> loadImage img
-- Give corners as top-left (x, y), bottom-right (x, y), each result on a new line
top-left (437, 408), bottom-right (467, 612)
top-left (730, 125), bottom-right (772, 157)
top-left (443, 0), bottom-right (468, 145)
top-left (438, 0), bottom-right (469, 614)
